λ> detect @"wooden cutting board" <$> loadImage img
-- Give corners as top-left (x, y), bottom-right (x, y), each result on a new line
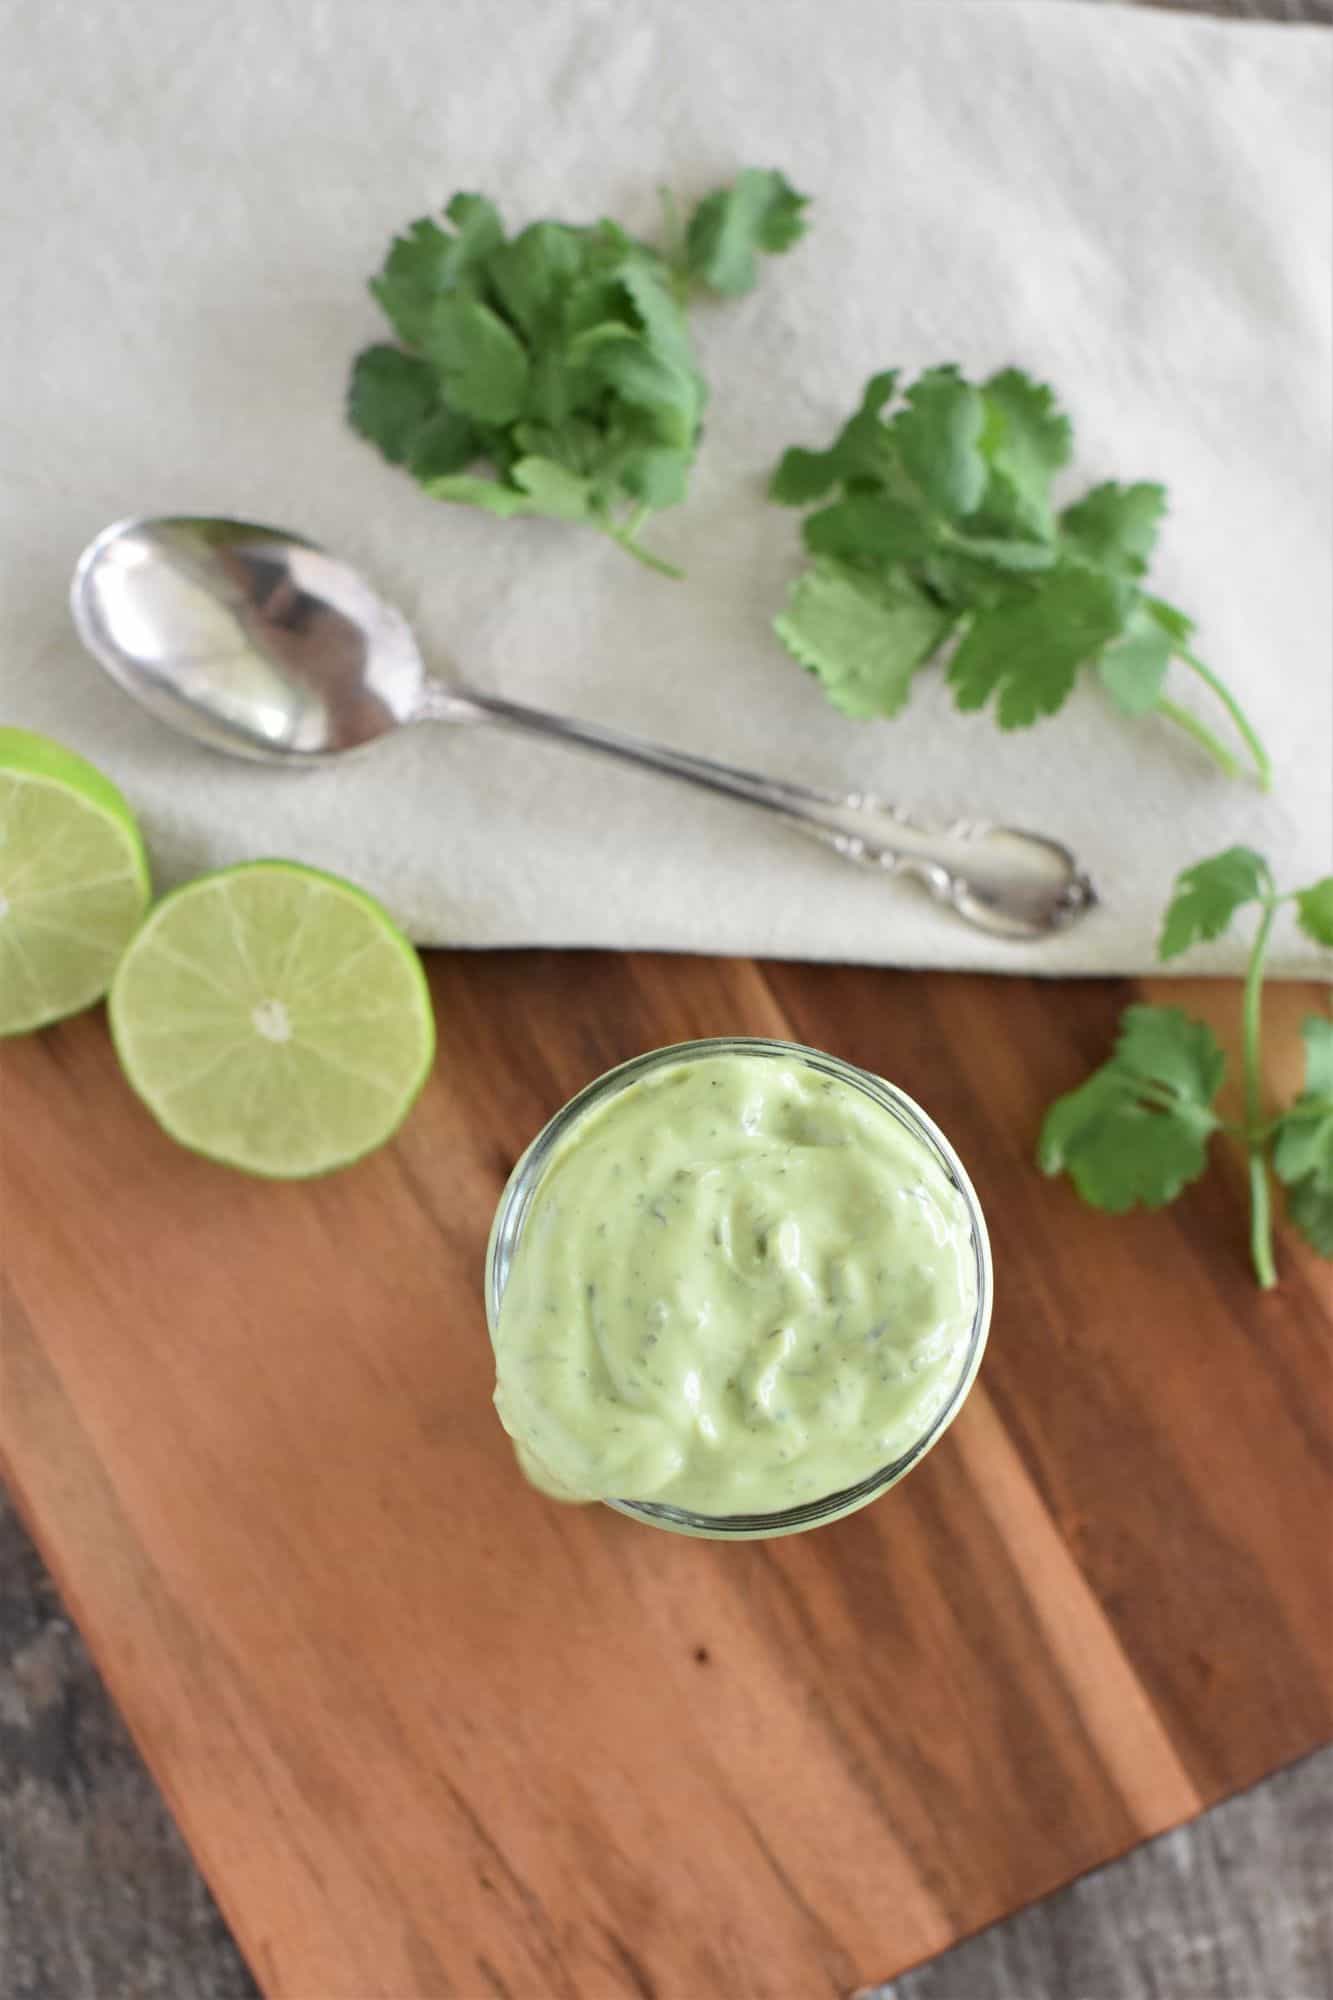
top-left (2, 953), bottom-right (1329, 1999)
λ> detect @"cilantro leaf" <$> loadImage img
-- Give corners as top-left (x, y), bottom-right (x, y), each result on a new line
top-left (368, 196), bottom-right (504, 348)
top-left (1157, 846), bottom-right (1274, 960)
top-left (351, 174), bottom-right (804, 569)
top-left (618, 258), bottom-right (697, 364)
top-left (511, 456), bottom-right (592, 520)
top-left (1041, 851), bottom-right (1327, 1285)
top-left (770, 373), bottom-right (898, 506)
top-left (1143, 596), bottom-right (1195, 646)
top-left (1060, 482), bottom-right (1166, 578)
top-left (684, 169), bottom-right (809, 297)
top-left (615, 443), bottom-right (691, 509)
top-left (769, 363), bottom-right (1268, 783)
top-left (774, 561), bottom-right (953, 719)
top-left (892, 366), bottom-right (987, 519)
top-left (802, 494), bottom-right (934, 568)
top-left (368, 220), bottom-right (458, 347)
top-left (1038, 1005), bottom-right (1224, 1211)
top-left (1283, 1178), bottom-right (1333, 1256)
top-left (1114, 1005), bottom-right (1229, 1105)
top-left (916, 544), bottom-right (1047, 615)
top-left (1295, 877), bottom-right (1333, 948)
top-left (441, 191), bottom-right (505, 266)
top-left (947, 564), bottom-right (1129, 728)
top-left (1293, 1013), bottom-right (1333, 1100)
top-left (1272, 1017), bottom-right (1333, 1253)
top-left (944, 533), bottom-right (1057, 574)
top-left (421, 296), bottom-right (530, 424)
top-left (974, 368), bottom-right (1072, 539)
top-left (1273, 1020), bottom-right (1333, 1188)
top-left (406, 408), bottom-right (480, 480)
top-left (587, 338), bottom-right (703, 449)
top-left (771, 446), bottom-right (848, 507)
top-left (347, 346), bottom-right (441, 465)
top-left (421, 473), bottom-right (537, 517)
top-left (1039, 1078), bottom-right (1213, 1212)
top-left (487, 222), bottom-right (583, 339)
top-left (1096, 597), bottom-right (1174, 716)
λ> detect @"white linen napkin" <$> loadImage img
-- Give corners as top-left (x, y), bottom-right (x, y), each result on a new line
top-left (2, 0), bottom-right (1329, 975)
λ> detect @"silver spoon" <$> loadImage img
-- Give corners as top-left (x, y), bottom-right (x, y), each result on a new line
top-left (70, 515), bottom-right (1096, 940)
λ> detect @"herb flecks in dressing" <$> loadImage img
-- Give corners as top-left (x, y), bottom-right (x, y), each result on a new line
top-left (493, 1054), bottom-right (978, 1515)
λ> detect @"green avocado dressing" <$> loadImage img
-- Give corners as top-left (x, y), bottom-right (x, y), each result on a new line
top-left (492, 1051), bottom-right (980, 1517)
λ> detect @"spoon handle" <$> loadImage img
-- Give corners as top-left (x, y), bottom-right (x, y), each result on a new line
top-left (418, 684), bottom-right (1095, 940)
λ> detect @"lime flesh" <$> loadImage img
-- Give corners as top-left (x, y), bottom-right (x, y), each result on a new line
top-left (0, 727), bottom-right (151, 1036)
top-left (109, 860), bottom-right (435, 1176)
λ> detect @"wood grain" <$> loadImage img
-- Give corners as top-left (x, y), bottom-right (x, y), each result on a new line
top-left (2, 957), bottom-right (1329, 1999)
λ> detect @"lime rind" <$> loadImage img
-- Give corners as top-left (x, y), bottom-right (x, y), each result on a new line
top-left (0, 728), bottom-right (151, 1036)
top-left (108, 860), bottom-right (435, 1178)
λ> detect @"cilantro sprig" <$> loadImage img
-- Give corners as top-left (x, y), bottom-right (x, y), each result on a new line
top-left (771, 366), bottom-right (1271, 788)
top-left (1039, 849), bottom-right (1333, 1286)
top-left (349, 172), bottom-right (807, 576)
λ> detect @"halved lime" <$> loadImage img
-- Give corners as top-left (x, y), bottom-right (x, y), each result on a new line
top-left (0, 727), bottom-right (151, 1036)
top-left (109, 861), bottom-right (435, 1177)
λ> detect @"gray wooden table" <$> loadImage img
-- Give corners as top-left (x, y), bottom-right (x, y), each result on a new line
top-left (2, 2), bottom-right (1329, 1997)
top-left (2, 1479), bottom-right (1330, 2000)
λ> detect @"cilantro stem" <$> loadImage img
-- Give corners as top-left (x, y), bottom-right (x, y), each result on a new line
top-left (1178, 649), bottom-right (1272, 791)
top-left (602, 520), bottom-right (685, 580)
top-left (1242, 899), bottom-right (1279, 1289)
top-left (1156, 698), bottom-right (1242, 783)
top-left (1247, 1149), bottom-right (1275, 1290)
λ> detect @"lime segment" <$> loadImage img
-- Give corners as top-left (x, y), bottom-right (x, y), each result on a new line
top-left (109, 861), bottom-right (435, 1177)
top-left (0, 728), bottom-right (151, 1036)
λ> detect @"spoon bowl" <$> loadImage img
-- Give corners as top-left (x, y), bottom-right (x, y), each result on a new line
top-left (72, 516), bottom-right (429, 762)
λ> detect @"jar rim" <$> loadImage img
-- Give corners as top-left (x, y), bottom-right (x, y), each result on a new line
top-left (485, 1036), bottom-right (992, 1537)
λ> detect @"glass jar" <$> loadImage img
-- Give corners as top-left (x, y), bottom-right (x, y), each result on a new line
top-left (485, 1037), bottom-right (992, 1540)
